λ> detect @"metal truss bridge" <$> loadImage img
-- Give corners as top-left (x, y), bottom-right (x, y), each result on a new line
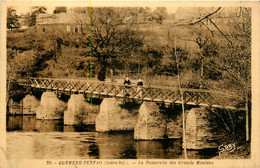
top-left (22, 78), bottom-right (242, 110)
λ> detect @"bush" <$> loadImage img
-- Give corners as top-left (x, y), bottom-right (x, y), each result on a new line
top-left (179, 70), bottom-right (201, 88)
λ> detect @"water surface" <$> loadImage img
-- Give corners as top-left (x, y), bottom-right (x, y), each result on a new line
top-left (6, 115), bottom-right (218, 159)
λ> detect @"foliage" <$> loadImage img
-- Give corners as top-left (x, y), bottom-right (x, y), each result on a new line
top-left (7, 7), bottom-right (20, 30)
top-left (216, 8), bottom-right (251, 91)
top-left (84, 7), bottom-right (145, 80)
top-left (6, 7), bottom-right (251, 96)
top-left (148, 7), bottom-right (168, 24)
top-left (28, 6), bottom-right (47, 27)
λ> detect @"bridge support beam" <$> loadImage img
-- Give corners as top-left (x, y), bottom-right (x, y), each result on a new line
top-left (96, 98), bottom-right (136, 132)
top-left (36, 92), bottom-right (67, 120)
top-left (134, 102), bottom-right (166, 140)
top-left (185, 108), bottom-right (225, 149)
top-left (64, 94), bottom-right (99, 125)
top-left (22, 95), bottom-right (40, 115)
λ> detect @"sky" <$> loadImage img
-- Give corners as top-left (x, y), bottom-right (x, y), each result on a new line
top-left (13, 5), bottom-right (178, 15)
top-left (13, 5), bottom-right (55, 15)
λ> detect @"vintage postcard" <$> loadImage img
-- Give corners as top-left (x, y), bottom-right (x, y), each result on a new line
top-left (1, 1), bottom-right (260, 168)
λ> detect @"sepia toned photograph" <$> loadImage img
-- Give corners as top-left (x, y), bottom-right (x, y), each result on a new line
top-left (1, 1), bottom-right (260, 168)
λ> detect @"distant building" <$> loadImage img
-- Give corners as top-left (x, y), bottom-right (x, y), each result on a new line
top-left (53, 7), bottom-right (67, 14)
top-left (36, 8), bottom-right (90, 34)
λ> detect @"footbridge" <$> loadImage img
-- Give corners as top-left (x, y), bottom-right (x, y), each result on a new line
top-left (13, 77), bottom-right (246, 147)
top-left (23, 77), bottom-right (240, 110)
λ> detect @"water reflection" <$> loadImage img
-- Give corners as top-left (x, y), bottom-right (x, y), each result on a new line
top-left (6, 115), bottom-right (23, 131)
top-left (36, 119), bottom-right (64, 132)
top-left (186, 149), bottom-right (218, 159)
top-left (96, 131), bottom-right (136, 159)
top-left (88, 142), bottom-right (100, 158)
top-left (6, 115), bottom-right (217, 159)
top-left (136, 139), bottom-right (183, 159)
top-left (7, 115), bottom-right (95, 132)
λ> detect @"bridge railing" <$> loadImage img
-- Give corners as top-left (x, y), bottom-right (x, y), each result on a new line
top-left (27, 77), bottom-right (242, 110)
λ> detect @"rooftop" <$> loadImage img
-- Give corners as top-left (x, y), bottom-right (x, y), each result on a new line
top-left (36, 13), bottom-right (89, 25)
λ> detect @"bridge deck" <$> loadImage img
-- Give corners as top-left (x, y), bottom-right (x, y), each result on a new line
top-left (25, 78), bottom-right (242, 110)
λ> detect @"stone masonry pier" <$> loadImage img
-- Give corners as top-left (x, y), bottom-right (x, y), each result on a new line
top-left (36, 92), bottom-right (67, 120)
top-left (185, 108), bottom-right (226, 149)
top-left (96, 98), bottom-right (137, 132)
top-left (134, 102), bottom-right (167, 140)
top-left (22, 95), bottom-right (40, 115)
top-left (64, 94), bottom-right (99, 125)
top-left (27, 91), bottom-right (227, 149)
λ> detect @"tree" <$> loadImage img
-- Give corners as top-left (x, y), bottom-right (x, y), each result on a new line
top-left (174, 8), bottom-right (223, 86)
top-left (191, 23), bottom-right (215, 82)
top-left (6, 49), bottom-right (36, 110)
top-left (28, 6), bottom-right (47, 27)
top-left (85, 7), bottom-right (145, 81)
top-left (7, 7), bottom-right (20, 30)
top-left (149, 7), bottom-right (168, 24)
top-left (214, 8), bottom-right (251, 141)
top-left (176, 7), bottom-right (251, 140)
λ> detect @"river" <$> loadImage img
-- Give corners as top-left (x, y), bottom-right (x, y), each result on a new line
top-left (6, 115), bottom-right (218, 159)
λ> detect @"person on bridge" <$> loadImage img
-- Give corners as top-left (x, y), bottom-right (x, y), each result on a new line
top-left (123, 76), bottom-right (131, 97)
top-left (137, 78), bottom-right (143, 86)
top-left (124, 76), bottom-right (131, 85)
top-left (137, 78), bottom-right (143, 99)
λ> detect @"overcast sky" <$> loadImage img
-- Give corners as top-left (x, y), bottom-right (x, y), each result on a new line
top-left (12, 5), bottom-right (178, 15)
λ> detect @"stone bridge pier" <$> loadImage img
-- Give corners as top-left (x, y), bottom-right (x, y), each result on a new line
top-left (95, 98), bottom-right (182, 139)
top-left (36, 92), bottom-right (67, 119)
top-left (30, 91), bottom-right (227, 149)
top-left (9, 94), bottom-right (41, 115)
top-left (134, 102), bottom-right (167, 140)
top-left (35, 92), bottom-right (99, 123)
top-left (64, 94), bottom-right (99, 125)
top-left (185, 108), bottom-right (227, 149)
top-left (95, 98), bottom-right (138, 132)
top-left (134, 102), bottom-right (182, 140)
top-left (95, 98), bottom-right (225, 149)
top-left (22, 94), bottom-right (41, 115)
